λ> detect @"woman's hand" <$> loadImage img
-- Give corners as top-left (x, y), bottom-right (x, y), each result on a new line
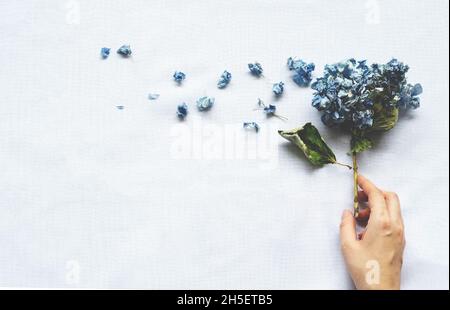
top-left (340, 175), bottom-right (406, 290)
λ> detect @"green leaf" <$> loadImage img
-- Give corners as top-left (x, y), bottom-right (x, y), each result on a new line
top-left (351, 136), bottom-right (373, 153)
top-left (278, 122), bottom-right (337, 167)
top-left (371, 102), bottom-right (399, 132)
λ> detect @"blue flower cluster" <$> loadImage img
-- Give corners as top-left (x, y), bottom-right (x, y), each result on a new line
top-left (217, 70), bottom-right (232, 88)
top-left (287, 57), bottom-right (315, 87)
top-left (117, 45), bottom-right (132, 57)
top-left (311, 58), bottom-right (422, 130)
top-left (248, 62), bottom-right (263, 76)
top-left (196, 96), bottom-right (215, 111)
top-left (173, 71), bottom-right (186, 83)
top-left (272, 82), bottom-right (284, 96)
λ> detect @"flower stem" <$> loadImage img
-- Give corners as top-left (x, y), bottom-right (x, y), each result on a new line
top-left (352, 152), bottom-right (359, 218)
top-left (334, 161), bottom-right (353, 170)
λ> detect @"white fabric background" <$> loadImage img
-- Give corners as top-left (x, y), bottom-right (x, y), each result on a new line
top-left (0, 0), bottom-right (448, 289)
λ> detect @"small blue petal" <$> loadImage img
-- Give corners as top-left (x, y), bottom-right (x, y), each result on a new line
top-left (173, 71), bottom-right (186, 83)
top-left (117, 45), bottom-right (132, 57)
top-left (243, 122), bottom-right (259, 132)
top-left (248, 62), bottom-right (263, 76)
top-left (217, 70), bottom-right (232, 89)
top-left (196, 96), bottom-right (215, 111)
top-left (264, 104), bottom-right (277, 115)
top-left (101, 47), bottom-right (110, 59)
top-left (272, 82), bottom-right (284, 96)
top-left (148, 93), bottom-right (160, 100)
top-left (177, 103), bottom-right (188, 119)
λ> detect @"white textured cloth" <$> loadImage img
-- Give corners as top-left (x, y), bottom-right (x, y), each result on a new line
top-left (0, 0), bottom-right (448, 289)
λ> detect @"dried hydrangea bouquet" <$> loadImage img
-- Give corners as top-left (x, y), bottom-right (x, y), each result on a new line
top-left (279, 58), bottom-right (422, 217)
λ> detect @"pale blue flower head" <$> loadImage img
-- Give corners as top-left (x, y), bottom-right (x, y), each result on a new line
top-left (177, 103), bottom-right (188, 119)
top-left (287, 57), bottom-right (315, 87)
top-left (100, 47), bottom-right (110, 59)
top-left (117, 45), bottom-right (132, 57)
top-left (196, 96), bottom-right (215, 111)
top-left (272, 82), bottom-right (284, 96)
top-left (248, 62), bottom-right (263, 76)
top-left (217, 70), bottom-right (232, 88)
top-left (243, 122), bottom-right (259, 132)
top-left (173, 71), bottom-right (186, 83)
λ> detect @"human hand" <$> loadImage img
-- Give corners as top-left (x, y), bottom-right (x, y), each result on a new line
top-left (340, 175), bottom-right (405, 290)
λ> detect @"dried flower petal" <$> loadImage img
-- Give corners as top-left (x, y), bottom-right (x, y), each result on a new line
top-left (173, 71), bottom-right (186, 83)
top-left (148, 93), bottom-right (160, 100)
top-left (196, 96), bottom-right (215, 111)
top-left (100, 47), bottom-right (110, 59)
top-left (398, 83), bottom-right (423, 109)
top-left (243, 122), bottom-right (259, 132)
top-left (248, 62), bottom-right (263, 76)
top-left (272, 82), bottom-right (284, 96)
top-left (287, 57), bottom-right (315, 86)
top-left (217, 70), bottom-right (232, 88)
top-left (177, 103), bottom-right (188, 119)
top-left (117, 45), bottom-right (132, 57)
top-left (264, 104), bottom-right (277, 115)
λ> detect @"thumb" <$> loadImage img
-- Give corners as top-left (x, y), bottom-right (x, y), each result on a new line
top-left (340, 209), bottom-right (357, 253)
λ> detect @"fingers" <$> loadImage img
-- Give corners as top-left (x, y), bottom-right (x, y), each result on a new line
top-left (357, 175), bottom-right (387, 217)
top-left (357, 190), bottom-right (368, 202)
top-left (340, 209), bottom-right (357, 253)
top-left (384, 191), bottom-right (403, 224)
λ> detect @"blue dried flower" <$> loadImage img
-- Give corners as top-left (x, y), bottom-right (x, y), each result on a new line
top-left (177, 103), bottom-right (188, 119)
top-left (248, 62), bottom-right (263, 76)
top-left (148, 93), bottom-right (160, 100)
top-left (173, 71), bottom-right (186, 83)
top-left (243, 122), bottom-right (259, 132)
top-left (100, 47), bottom-right (110, 59)
top-left (217, 70), bottom-right (232, 89)
top-left (264, 104), bottom-right (277, 115)
top-left (311, 58), bottom-right (421, 130)
top-left (196, 96), bottom-right (215, 111)
top-left (117, 45), bottom-right (132, 57)
top-left (287, 57), bottom-right (315, 86)
top-left (398, 83), bottom-right (423, 110)
top-left (272, 82), bottom-right (284, 96)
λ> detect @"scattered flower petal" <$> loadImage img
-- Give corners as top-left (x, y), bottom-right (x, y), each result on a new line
top-left (177, 103), bottom-right (188, 119)
top-left (217, 70), bottom-right (232, 88)
top-left (148, 93), bottom-right (160, 100)
top-left (173, 71), bottom-right (186, 83)
top-left (248, 62), bottom-right (263, 76)
top-left (287, 57), bottom-right (315, 86)
top-left (117, 45), bottom-right (132, 57)
top-left (264, 104), bottom-right (277, 115)
top-left (100, 47), bottom-right (110, 59)
top-left (399, 83), bottom-right (423, 110)
top-left (243, 122), bottom-right (260, 132)
top-left (196, 96), bottom-right (215, 111)
top-left (272, 81), bottom-right (285, 96)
